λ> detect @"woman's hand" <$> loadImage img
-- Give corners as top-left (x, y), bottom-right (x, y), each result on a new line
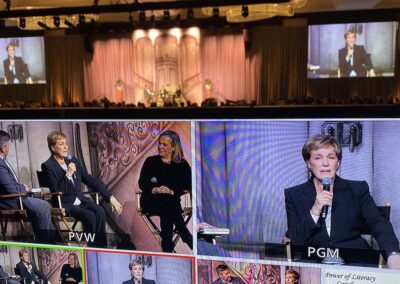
top-left (388, 254), bottom-right (400, 269)
top-left (66, 162), bottom-right (76, 178)
top-left (110, 196), bottom-right (123, 214)
top-left (151, 186), bottom-right (174, 195)
top-left (311, 190), bottom-right (333, 216)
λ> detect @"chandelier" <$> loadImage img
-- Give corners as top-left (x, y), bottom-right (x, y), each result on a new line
top-left (202, 0), bottom-right (307, 23)
top-left (10, 7), bottom-right (98, 30)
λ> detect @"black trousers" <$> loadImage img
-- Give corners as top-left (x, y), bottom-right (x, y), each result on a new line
top-left (68, 202), bottom-right (107, 247)
top-left (143, 196), bottom-right (193, 252)
top-left (159, 210), bottom-right (193, 252)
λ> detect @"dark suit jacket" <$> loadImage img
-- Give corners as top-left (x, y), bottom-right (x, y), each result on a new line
top-left (0, 265), bottom-right (19, 284)
top-left (285, 176), bottom-right (399, 255)
top-left (16, 261), bottom-right (48, 284)
top-left (338, 44), bottom-right (373, 77)
top-left (3, 56), bottom-right (30, 84)
top-left (122, 277), bottom-right (156, 284)
top-left (0, 157), bottom-right (27, 209)
top-left (41, 156), bottom-right (111, 211)
top-left (212, 277), bottom-right (244, 284)
top-left (0, 265), bottom-right (8, 278)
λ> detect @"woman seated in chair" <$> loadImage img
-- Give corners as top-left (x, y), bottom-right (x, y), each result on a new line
top-left (41, 131), bottom-right (123, 247)
top-left (138, 130), bottom-right (193, 252)
top-left (285, 134), bottom-right (400, 268)
top-left (60, 253), bottom-right (82, 284)
top-left (16, 250), bottom-right (50, 284)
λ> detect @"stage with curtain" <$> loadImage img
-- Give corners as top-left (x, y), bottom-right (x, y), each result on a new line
top-left (1, 24), bottom-right (399, 106)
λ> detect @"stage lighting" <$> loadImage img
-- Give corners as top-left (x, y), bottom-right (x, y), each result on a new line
top-left (187, 8), bottom-right (194, 20)
top-left (37, 21), bottom-right (49, 29)
top-left (212, 7), bottom-right (220, 18)
top-left (4, 0), bottom-right (11, 12)
top-left (54, 16), bottom-right (60, 27)
top-left (19, 17), bottom-right (26, 29)
top-left (79, 14), bottom-right (85, 25)
top-left (64, 19), bottom-right (75, 28)
top-left (163, 9), bottom-right (171, 21)
top-left (242, 6), bottom-right (249, 17)
top-left (139, 10), bottom-right (146, 22)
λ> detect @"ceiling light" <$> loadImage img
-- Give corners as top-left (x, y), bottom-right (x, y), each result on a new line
top-left (19, 17), bottom-right (26, 29)
top-left (203, 0), bottom-right (308, 23)
top-left (53, 16), bottom-right (60, 27)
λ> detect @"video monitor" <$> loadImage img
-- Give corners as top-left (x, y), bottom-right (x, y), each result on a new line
top-left (0, 120), bottom-right (192, 254)
top-left (0, 36), bottom-right (46, 84)
top-left (2, 117), bottom-right (400, 284)
top-left (86, 250), bottom-right (194, 283)
top-left (307, 22), bottom-right (397, 78)
top-left (196, 120), bottom-right (400, 270)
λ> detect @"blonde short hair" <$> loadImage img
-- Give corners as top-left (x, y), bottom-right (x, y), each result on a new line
top-left (47, 131), bottom-right (67, 154)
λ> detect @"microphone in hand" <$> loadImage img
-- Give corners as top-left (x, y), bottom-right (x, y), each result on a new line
top-left (67, 155), bottom-right (76, 179)
top-left (321, 177), bottom-right (331, 219)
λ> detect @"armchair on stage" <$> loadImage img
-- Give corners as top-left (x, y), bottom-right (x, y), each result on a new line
top-left (13, 267), bottom-right (26, 284)
top-left (136, 191), bottom-right (192, 252)
top-left (36, 170), bottom-right (99, 246)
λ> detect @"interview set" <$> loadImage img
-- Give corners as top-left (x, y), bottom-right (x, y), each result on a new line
top-left (0, 121), bottom-right (193, 254)
top-left (0, 246), bottom-right (82, 284)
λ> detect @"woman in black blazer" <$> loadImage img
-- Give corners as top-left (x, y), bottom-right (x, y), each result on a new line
top-left (285, 134), bottom-right (400, 268)
top-left (122, 260), bottom-right (155, 284)
top-left (41, 130), bottom-right (123, 247)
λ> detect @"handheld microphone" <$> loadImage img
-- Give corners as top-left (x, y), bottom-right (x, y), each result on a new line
top-left (321, 177), bottom-right (331, 219)
top-left (67, 155), bottom-right (76, 179)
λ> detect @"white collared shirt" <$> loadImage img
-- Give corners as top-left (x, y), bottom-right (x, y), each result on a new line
top-left (311, 207), bottom-right (332, 236)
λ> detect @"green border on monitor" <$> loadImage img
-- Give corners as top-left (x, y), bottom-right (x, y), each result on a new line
top-left (0, 241), bottom-right (85, 284)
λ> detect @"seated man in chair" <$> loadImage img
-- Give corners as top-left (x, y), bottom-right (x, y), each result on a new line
top-left (0, 130), bottom-right (52, 243)
top-left (0, 265), bottom-right (19, 284)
